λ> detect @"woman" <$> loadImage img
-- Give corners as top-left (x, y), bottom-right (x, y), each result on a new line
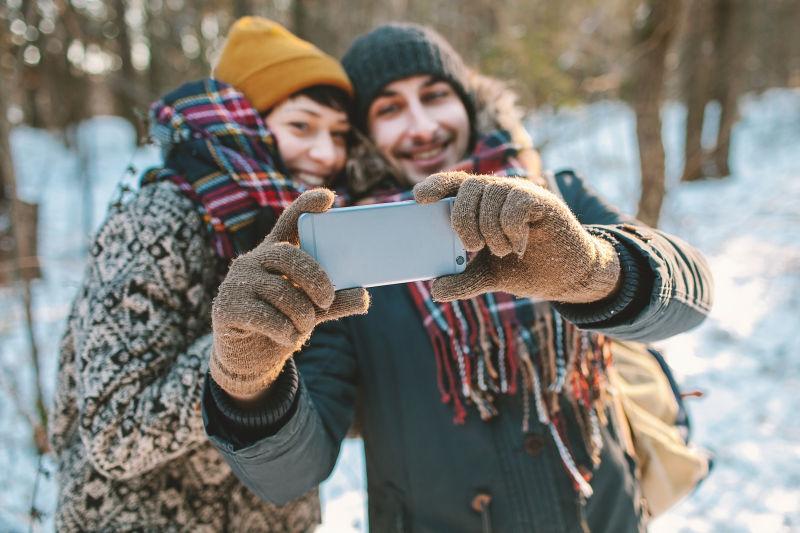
top-left (48, 17), bottom-right (355, 531)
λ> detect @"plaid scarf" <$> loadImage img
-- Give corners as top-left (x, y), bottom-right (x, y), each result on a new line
top-left (364, 130), bottom-right (610, 498)
top-left (142, 78), bottom-right (337, 259)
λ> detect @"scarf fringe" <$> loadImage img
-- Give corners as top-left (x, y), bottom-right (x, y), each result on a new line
top-left (416, 287), bottom-right (611, 499)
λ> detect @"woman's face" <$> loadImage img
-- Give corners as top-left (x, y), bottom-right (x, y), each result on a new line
top-left (265, 95), bottom-right (350, 188)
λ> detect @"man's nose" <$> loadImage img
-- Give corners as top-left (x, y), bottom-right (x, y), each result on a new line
top-left (406, 101), bottom-right (437, 140)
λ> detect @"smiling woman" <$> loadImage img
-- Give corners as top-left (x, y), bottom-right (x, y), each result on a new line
top-left (265, 86), bottom-right (351, 188)
top-left (48, 15), bottom-right (355, 532)
top-left (213, 17), bottom-right (354, 189)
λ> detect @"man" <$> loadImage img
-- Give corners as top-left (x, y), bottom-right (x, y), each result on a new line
top-left (203, 23), bottom-right (713, 532)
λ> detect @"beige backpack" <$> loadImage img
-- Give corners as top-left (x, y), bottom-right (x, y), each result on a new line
top-left (607, 340), bottom-right (711, 518)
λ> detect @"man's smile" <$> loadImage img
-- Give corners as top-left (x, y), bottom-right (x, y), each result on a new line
top-left (409, 143), bottom-right (447, 161)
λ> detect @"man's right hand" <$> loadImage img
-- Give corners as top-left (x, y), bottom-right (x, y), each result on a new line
top-left (210, 189), bottom-right (370, 403)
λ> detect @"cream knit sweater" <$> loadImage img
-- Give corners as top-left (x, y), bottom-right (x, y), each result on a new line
top-left (49, 181), bottom-right (318, 532)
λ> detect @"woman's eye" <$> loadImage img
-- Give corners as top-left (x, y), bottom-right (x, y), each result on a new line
top-left (289, 121), bottom-right (309, 132)
top-left (332, 131), bottom-right (349, 143)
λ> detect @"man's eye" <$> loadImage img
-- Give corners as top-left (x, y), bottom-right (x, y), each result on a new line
top-left (422, 90), bottom-right (449, 103)
top-left (375, 103), bottom-right (400, 116)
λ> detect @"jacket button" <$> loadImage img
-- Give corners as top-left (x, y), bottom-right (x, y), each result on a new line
top-left (523, 434), bottom-right (546, 456)
top-left (471, 492), bottom-right (492, 513)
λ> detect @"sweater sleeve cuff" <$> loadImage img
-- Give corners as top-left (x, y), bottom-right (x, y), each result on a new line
top-left (205, 358), bottom-right (300, 442)
top-left (554, 226), bottom-right (653, 326)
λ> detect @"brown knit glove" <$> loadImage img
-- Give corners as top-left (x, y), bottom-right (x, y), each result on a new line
top-left (210, 189), bottom-right (370, 400)
top-left (414, 171), bottom-right (621, 304)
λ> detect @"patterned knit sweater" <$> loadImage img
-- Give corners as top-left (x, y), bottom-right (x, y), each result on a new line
top-left (48, 181), bottom-right (319, 532)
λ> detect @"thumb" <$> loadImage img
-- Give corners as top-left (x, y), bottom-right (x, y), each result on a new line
top-left (316, 288), bottom-right (371, 323)
top-left (413, 171), bottom-right (472, 204)
top-left (431, 251), bottom-right (496, 302)
top-left (268, 188), bottom-right (335, 245)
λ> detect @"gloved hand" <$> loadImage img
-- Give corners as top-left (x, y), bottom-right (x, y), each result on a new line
top-left (413, 171), bottom-right (621, 303)
top-left (210, 189), bottom-right (370, 400)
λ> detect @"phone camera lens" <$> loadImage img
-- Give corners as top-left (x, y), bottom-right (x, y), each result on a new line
top-left (456, 256), bottom-right (465, 265)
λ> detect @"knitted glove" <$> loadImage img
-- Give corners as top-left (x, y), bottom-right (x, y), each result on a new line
top-left (210, 189), bottom-right (370, 400)
top-left (413, 171), bottom-right (621, 303)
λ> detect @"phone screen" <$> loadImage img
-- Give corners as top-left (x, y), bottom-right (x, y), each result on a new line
top-left (298, 199), bottom-right (466, 289)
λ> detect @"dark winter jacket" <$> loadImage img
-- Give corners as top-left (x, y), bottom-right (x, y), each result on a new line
top-left (203, 171), bottom-right (712, 533)
top-left (202, 77), bottom-right (713, 533)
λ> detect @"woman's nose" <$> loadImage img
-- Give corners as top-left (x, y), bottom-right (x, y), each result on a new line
top-left (309, 133), bottom-right (338, 166)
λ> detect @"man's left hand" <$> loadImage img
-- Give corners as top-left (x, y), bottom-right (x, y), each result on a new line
top-left (413, 171), bottom-right (621, 303)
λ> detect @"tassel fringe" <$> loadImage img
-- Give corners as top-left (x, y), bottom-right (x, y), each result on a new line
top-left (410, 283), bottom-right (612, 499)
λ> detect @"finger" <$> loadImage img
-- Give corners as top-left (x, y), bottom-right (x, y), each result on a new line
top-left (260, 242), bottom-right (335, 309)
top-left (316, 288), bottom-right (371, 323)
top-left (212, 294), bottom-right (301, 347)
top-left (267, 188), bottom-right (335, 245)
top-left (412, 171), bottom-right (472, 204)
top-left (250, 272), bottom-right (317, 334)
top-left (451, 178), bottom-right (486, 251)
top-left (500, 186), bottom-right (539, 256)
top-left (479, 182), bottom-right (514, 257)
top-left (430, 251), bottom-right (495, 302)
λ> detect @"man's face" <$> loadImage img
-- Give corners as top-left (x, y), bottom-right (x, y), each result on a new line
top-left (367, 75), bottom-right (470, 185)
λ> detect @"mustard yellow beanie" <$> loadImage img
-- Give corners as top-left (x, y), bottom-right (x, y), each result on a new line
top-left (213, 16), bottom-right (352, 112)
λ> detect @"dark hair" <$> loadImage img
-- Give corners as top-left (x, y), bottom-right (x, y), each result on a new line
top-left (293, 85), bottom-right (351, 116)
top-left (262, 84), bottom-right (355, 147)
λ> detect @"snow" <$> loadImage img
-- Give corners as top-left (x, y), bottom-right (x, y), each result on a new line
top-left (1, 89), bottom-right (798, 532)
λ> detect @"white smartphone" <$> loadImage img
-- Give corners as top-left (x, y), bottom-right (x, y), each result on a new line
top-left (298, 198), bottom-right (467, 289)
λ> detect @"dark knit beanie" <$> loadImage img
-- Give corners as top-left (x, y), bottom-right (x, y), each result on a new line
top-left (342, 23), bottom-right (476, 139)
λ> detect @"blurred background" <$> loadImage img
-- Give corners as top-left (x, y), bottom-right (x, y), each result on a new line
top-left (1, 1), bottom-right (799, 532)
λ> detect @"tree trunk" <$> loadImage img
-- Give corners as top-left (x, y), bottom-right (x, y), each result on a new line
top-left (112, 0), bottom-right (141, 132)
top-left (233, 0), bottom-right (252, 19)
top-left (631, 0), bottom-right (682, 227)
top-left (0, 28), bottom-right (41, 284)
top-left (680, 0), bottom-right (715, 182)
top-left (0, 43), bottom-right (46, 452)
top-left (710, 0), bottom-right (748, 178)
top-left (21, 67), bottom-right (44, 129)
top-left (42, 1), bottom-right (90, 130)
top-left (18, 0), bottom-right (44, 128)
top-left (145, 5), bottom-right (173, 106)
top-left (291, 0), bottom-right (309, 39)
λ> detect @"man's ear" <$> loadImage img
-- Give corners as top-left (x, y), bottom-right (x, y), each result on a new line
top-left (518, 149), bottom-right (542, 183)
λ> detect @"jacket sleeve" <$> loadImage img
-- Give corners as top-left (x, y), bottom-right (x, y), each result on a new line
top-left (67, 182), bottom-right (221, 480)
top-left (551, 170), bottom-right (714, 342)
top-left (203, 317), bottom-right (358, 505)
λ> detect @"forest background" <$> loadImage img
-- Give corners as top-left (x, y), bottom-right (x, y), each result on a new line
top-left (0, 0), bottom-right (798, 531)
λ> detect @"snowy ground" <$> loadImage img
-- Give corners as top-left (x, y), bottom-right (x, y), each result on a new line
top-left (1, 88), bottom-right (798, 532)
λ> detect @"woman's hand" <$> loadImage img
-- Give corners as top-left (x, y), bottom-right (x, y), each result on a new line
top-left (210, 189), bottom-right (370, 401)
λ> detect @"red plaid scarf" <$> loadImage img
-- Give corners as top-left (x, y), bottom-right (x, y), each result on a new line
top-left (142, 79), bottom-right (344, 259)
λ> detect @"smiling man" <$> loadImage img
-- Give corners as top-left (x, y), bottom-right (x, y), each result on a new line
top-left (202, 23), bottom-right (714, 533)
top-left (366, 75), bottom-right (471, 182)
